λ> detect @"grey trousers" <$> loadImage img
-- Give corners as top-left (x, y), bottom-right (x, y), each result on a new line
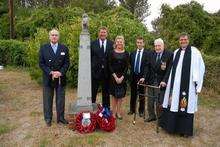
top-left (43, 85), bottom-right (65, 122)
top-left (147, 88), bottom-right (165, 119)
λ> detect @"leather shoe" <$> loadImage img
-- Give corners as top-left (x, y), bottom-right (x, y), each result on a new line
top-left (116, 113), bottom-right (123, 120)
top-left (46, 121), bottom-right (51, 127)
top-left (57, 119), bottom-right (68, 124)
top-left (139, 113), bottom-right (144, 117)
top-left (127, 111), bottom-right (134, 115)
top-left (144, 117), bottom-right (156, 122)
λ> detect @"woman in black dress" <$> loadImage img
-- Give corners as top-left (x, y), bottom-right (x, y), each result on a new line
top-left (108, 35), bottom-right (129, 119)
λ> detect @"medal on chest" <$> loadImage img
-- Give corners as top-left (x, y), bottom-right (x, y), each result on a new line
top-left (161, 62), bottom-right (166, 70)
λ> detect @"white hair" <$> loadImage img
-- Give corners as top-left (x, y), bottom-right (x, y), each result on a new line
top-left (49, 29), bottom-right (59, 37)
top-left (154, 38), bottom-right (164, 45)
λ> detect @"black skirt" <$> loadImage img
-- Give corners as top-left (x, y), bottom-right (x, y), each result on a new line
top-left (110, 77), bottom-right (127, 99)
top-left (160, 108), bottom-right (194, 136)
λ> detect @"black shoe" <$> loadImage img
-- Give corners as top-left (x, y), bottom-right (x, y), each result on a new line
top-left (57, 119), bottom-right (68, 124)
top-left (144, 117), bottom-right (156, 122)
top-left (116, 113), bottom-right (123, 120)
top-left (139, 113), bottom-right (144, 117)
top-left (127, 111), bottom-right (134, 115)
top-left (46, 121), bottom-right (51, 127)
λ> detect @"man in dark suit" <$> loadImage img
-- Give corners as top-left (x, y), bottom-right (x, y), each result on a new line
top-left (128, 37), bottom-right (150, 117)
top-left (145, 38), bottom-right (173, 122)
top-left (91, 27), bottom-right (114, 108)
top-left (39, 29), bottom-right (70, 127)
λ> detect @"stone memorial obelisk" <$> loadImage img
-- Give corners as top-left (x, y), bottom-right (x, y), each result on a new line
top-left (68, 13), bottom-right (97, 115)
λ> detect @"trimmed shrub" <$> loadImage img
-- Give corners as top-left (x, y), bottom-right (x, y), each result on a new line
top-left (203, 54), bottom-right (220, 94)
top-left (0, 40), bottom-right (27, 66)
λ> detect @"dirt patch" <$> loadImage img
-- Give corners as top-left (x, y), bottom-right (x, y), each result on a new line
top-left (0, 68), bottom-right (220, 146)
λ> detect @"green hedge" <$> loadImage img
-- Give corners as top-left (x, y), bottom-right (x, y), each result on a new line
top-left (27, 7), bottom-right (153, 87)
top-left (0, 40), bottom-right (27, 66)
top-left (0, 40), bottom-right (219, 94)
top-left (203, 54), bottom-right (220, 94)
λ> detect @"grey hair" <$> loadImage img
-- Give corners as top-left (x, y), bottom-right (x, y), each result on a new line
top-left (49, 28), bottom-right (60, 37)
top-left (154, 38), bottom-right (164, 45)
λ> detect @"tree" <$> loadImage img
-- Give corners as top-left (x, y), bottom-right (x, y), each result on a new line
top-left (152, 1), bottom-right (218, 54)
top-left (118, 0), bottom-right (150, 21)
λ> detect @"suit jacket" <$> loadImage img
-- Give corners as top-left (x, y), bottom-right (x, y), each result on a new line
top-left (39, 43), bottom-right (70, 87)
top-left (148, 50), bottom-right (173, 85)
top-left (91, 39), bottom-right (114, 80)
top-left (130, 49), bottom-right (150, 82)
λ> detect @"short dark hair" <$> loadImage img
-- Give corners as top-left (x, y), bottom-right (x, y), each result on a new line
top-left (136, 36), bottom-right (144, 42)
top-left (179, 32), bottom-right (190, 39)
top-left (99, 26), bottom-right (108, 32)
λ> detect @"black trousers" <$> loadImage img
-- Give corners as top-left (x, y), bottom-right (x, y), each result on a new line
top-left (43, 85), bottom-right (65, 122)
top-left (92, 77), bottom-right (110, 108)
top-left (130, 74), bottom-right (145, 113)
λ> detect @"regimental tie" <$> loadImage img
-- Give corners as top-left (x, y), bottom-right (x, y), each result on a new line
top-left (134, 50), bottom-right (141, 74)
top-left (156, 53), bottom-right (161, 64)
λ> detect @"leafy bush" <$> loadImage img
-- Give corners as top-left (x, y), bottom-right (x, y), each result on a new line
top-left (27, 7), bottom-right (152, 87)
top-left (152, 1), bottom-right (218, 55)
top-left (203, 54), bottom-right (220, 94)
top-left (0, 40), bottom-right (27, 66)
top-left (15, 7), bottom-right (85, 40)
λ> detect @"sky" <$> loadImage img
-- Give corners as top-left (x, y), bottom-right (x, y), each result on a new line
top-left (142, 0), bottom-right (220, 31)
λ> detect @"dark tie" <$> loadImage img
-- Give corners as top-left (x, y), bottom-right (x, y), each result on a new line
top-left (134, 50), bottom-right (141, 74)
top-left (156, 53), bottom-right (161, 64)
top-left (101, 40), bottom-right (105, 54)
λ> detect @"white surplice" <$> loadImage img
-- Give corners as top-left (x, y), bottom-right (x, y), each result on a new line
top-left (162, 46), bottom-right (205, 114)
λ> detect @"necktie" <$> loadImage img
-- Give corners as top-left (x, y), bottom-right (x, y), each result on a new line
top-left (156, 53), bottom-right (161, 64)
top-left (134, 50), bottom-right (141, 74)
top-left (101, 40), bottom-right (105, 54)
top-left (52, 44), bottom-right (57, 54)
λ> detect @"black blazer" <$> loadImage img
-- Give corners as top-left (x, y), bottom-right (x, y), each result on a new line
top-left (148, 50), bottom-right (173, 85)
top-left (39, 43), bottom-right (70, 87)
top-left (91, 39), bottom-right (114, 80)
top-left (130, 49), bottom-right (150, 81)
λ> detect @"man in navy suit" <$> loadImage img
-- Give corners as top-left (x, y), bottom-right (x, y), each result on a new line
top-left (145, 38), bottom-right (173, 122)
top-left (91, 27), bottom-right (114, 108)
top-left (39, 29), bottom-right (70, 127)
top-left (128, 37), bottom-right (150, 117)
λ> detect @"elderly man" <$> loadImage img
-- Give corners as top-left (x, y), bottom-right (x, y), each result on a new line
top-left (160, 33), bottom-right (205, 136)
top-left (145, 38), bottom-right (173, 122)
top-left (39, 29), bottom-right (70, 127)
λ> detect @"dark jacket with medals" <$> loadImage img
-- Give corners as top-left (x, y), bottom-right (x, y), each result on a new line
top-left (148, 50), bottom-right (173, 86)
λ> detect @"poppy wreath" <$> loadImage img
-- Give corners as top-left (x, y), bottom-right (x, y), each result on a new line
top-left (75, 112), bottom-right (97, 133)
top-left (95, 104), bottom-right (116, 132)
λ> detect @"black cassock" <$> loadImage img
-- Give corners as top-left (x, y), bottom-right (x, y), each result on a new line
top-left (160, 46), bottom-right (194, 136)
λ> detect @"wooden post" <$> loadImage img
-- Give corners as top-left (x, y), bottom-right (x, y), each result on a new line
top-left (8, 0), bottom-right (14, 39)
